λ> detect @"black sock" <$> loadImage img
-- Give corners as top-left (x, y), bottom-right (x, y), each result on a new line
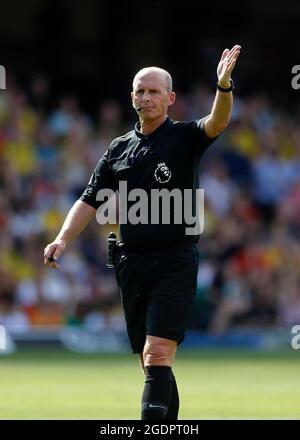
top-left (165, 373), bottom-right (179, 420)
top-left (141, 366), bottom-right (173, 420)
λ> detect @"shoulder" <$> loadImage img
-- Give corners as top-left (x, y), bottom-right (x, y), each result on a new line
top-left (172, 117), bottom-right (218, 149)
top-left (109, 130), bottom-right (135, 150)
top-left (106, 129), bottom-right (135, 161)
top-left (170, 119), bottom-right (206, 136)
top-left (172, 118), bottom-right (207, 130)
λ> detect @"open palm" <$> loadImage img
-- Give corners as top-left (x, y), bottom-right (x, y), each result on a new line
top-left (217, 45), bottom-right (241, 87)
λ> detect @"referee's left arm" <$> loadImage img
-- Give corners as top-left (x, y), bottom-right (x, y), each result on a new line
top-left (204, 44), bottom-right (241, 138)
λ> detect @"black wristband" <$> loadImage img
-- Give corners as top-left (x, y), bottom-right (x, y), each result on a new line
top-left (217, 79), bottom-right (234, 92)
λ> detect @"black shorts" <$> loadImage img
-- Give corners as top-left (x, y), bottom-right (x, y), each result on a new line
top-left (115, 244), bottom-right (199, 354)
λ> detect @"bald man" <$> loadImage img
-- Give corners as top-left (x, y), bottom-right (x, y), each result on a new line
top-left (44, 45), bottom-right (241, 420)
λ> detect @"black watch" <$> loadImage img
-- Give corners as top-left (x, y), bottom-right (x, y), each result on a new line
top-left (217, 79), bottom-right (234, 92)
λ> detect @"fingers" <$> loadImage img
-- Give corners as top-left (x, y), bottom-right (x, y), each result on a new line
top-left (227, 46), bottom-right (241, 63)
top-left (227, 49), bottom-right (241, 74)
top-left (52, 244), bottom-right (63, 260)
top-left (44, 243), bottom-right (61, 269)
top-left (227, 45), bottom-right (241, 63)
top-left (221, 45), bottom-right (241, 63)
top-left (220, 48), bottom-right (230, 61)
top-left (228, 44), bottom-right (241, 55)
top-left (227, 56), bottom-right (238, 74)
top-left (219, 45), bottom-right (241, 77)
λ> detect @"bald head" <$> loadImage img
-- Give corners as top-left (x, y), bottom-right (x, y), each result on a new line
top-left (133, 67), bottom-right (173, 92)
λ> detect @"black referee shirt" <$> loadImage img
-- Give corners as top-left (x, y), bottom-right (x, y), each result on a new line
top-left (80, 116), bottom-right (218, 250)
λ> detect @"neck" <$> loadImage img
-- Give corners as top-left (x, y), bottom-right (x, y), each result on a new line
top-left (139, 115), bottom-right (167, 135)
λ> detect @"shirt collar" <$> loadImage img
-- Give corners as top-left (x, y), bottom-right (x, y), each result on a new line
top-left (134, 116), bottom-right (172, 140)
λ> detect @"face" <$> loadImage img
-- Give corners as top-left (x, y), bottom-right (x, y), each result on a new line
top-left (131, 71), bottom-right (175, 122)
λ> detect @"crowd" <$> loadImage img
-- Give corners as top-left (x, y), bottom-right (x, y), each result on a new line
top-left (1, 75), bottom-right (300, 335)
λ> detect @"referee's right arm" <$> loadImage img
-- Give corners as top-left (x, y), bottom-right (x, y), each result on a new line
top-left (44, 146), bottom-right (117, 269)
top-left (43, 200), bottom-right (96, 269)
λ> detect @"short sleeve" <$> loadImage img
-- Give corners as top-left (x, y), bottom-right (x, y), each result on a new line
top-left (189, 116), bottom-right (219, 154)
top-left (80, 149), bottom-right (117, 209)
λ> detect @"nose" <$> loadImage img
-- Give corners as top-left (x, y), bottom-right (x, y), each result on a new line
top-left (142, 91), bottom-right (151, 102)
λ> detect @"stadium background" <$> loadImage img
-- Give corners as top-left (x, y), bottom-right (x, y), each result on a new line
top-left (1, 0), bottom-right (300, 419)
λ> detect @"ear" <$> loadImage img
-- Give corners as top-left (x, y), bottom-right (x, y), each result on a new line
top-left (131, 91), bottom-right (135, 108)
top-left (168, 91), bottom-right (176, 107)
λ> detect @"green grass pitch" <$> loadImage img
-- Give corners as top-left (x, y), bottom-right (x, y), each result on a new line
top-left (0, 348), bottom-right (299, 419)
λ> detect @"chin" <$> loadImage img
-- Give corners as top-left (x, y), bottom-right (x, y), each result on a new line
top-left (141, 115), bottom-right (156, 122)
top-left (142, 112), bottom-right (160, 121)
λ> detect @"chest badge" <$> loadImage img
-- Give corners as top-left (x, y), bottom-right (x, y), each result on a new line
top-left (154, 162), bottom-right (172, 183)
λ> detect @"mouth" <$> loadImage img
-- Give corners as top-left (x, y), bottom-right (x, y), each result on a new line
top-left (139, 106), bottom-right (155, 111)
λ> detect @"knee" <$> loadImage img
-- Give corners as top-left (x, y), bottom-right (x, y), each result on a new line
top-left (143, 339), bottom-right (176, 367)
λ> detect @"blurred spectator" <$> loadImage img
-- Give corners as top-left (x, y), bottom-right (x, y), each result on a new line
top-left (200, 159), bottom-right (237, 218)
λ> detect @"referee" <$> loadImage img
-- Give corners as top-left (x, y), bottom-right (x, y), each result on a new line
top-left (44, 45), bottom-right (241, 420)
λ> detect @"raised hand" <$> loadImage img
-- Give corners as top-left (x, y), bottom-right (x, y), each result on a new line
top-left (217, 45), bottom-right (241, 88)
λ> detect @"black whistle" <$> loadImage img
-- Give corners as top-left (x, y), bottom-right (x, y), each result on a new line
top-left (107, 232), bottom-right (117, 268)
